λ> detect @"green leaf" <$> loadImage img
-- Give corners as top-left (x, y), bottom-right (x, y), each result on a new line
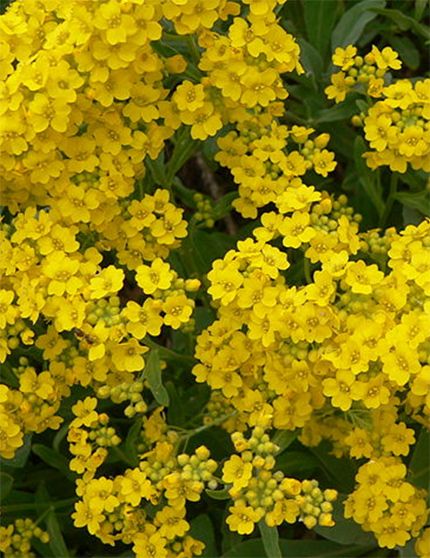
top-left (166, 128), bottom-right (200, 184)
top-left (314, 495), bottom-right (377, 546)
top-left (371, 7), bottom-right (430, 39)
top-left (0, 472), bottom-right (14, 501)
top-left (402, 206), bottom-right (423, 226)
top-left (0, 434), bottom-right (32, 468)
top-left (258, 521), bottom-right (282, 558)
top-left (144, 349), bottom-right (170, 406)
top-left (400, 169), bottom-right (427, 192)
top-left (414, 0), bottom-right (428, 20)
top-left (309, 442), bottom-right (357, 492)
top-left (52, 424), bottom-right (69, 453)
top-left (46, 510), bottom-right (70, 558)
top-left (315, 94), bottom-right (361, 123)
top-left (205, 487), bottom-right (230, 500)
top-left (353, 137), bottom-right (384, 218)
top-left (222, 538), bottom-right (370, 558)
top-left (297, 39), bottom-right (324, 89)
top-left (399, 539), bottom-right (419, 558)
top-left (146, 150), bottom-right (167, 186)
top-left (355, 99), bottom-right (369, 113)
top-left (394, 190), bottom-right (430, 217)
top-left (331, 0), bottom-right (386, 50)
top-left (124, 417), bottom-right (142, 467)
top-left (190, 514), bottom-right (217, 557)
top-left (276, 449), bottom-right (319, 476)
top-left (272, 430), bottom-right (298, 455)
top-left (386, 35), bottom-right (420, 70)
top-left (182, 229), bottom-right (235, 276)
top-left (212, 192), bottom-right (239, 220)
top-left (173, 177), bottom-right (197, 208)
top-left (222, 539), bottom-right (264, 558)
top-left (409, 428), bottom-right (430, 491)
top-left (32, 444), bottom-right (72, 478)
top-left (303, 0), bottom-right (339, 61)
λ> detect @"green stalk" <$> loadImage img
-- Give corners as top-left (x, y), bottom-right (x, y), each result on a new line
top-left (143, 336), bottom-right (196, 363)
top-left (380, 172), bottom-right (398, 227)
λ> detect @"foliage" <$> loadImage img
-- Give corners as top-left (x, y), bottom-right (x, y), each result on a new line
top-left (0, 0), bottom-right (429, 557)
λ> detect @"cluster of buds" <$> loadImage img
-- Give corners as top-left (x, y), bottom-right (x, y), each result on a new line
top-left (223, 426), bottom-right (337, 534)
top-left (0, 518), bottom-right (49, 558)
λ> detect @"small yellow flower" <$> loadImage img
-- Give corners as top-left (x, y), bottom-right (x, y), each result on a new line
top-left (226, 502), bottom-right (262, 535)
top-left (344, 260), bottom-right (384, 294)
top-left (136, 258), bottom-right (173, 295)
top-left (332, 45), bottom-right (357, 70)
top-left (110, 339), bottom-right (148, 372)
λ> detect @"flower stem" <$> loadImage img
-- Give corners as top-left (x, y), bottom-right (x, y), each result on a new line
top-left (380, 172), bottom-right (398, 227)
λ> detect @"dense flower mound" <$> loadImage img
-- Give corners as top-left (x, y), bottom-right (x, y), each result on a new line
top-left (0, 1), bottom-right (429, 557)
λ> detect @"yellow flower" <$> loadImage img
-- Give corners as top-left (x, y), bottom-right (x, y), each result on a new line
top-left (381, 422), bottom-right (415, 456)
top-left (151, 207), bottom-right (188, 244)
top-left (110, 339), bottom-right (148, 372)
top-left (181, 102), bottom-right (223, 140)
top-left (72, 500), bottom-right (104, 536)
top-left (226, 502), bottom-right (262, 535)
top-left (155, 505), bottom-right (189, 540)
top-left (344, 260), bottom-right (384, 294)
top-left (381, 345), bottom-right (420, 386)
top-left (371, 45), bottom-right (401, 70)
top-left (241, 68), bottom-right (279, 108)
top-left (120, 469), bottom-right (156, 506)
top-left (322, 370), bottom-right (366, 411)
top-left (0, 412), bottom-right (23, 459)
top-left (0, 290), bottom-right (17, 329)
top-left (279, 211), bottom-right (315, 248)
top-left (135, 258), bottom-right (174, 294)
top-left (38, 224), bottom-right (79, 255)
top-left (95, 2), bottom-right (137, 45)
top-left (162, 294), bottom-right (194, 329)
top-left (19, 368), bottom-right (55, 400)
top-left (222, 455), bottom-right (253, 491)
top-left (71, 397), bottom-right (99, 428)
top-left (89, 266), bottom-right (124, 299)
top-left (332, 45), bottom-right (357, 70)
top-left (415, 528), bottom-right (430, 558)
top-left (123, 300), bottom-right (163, 339)
top-left (133, 531), bottom-right (168, 558)
top-left (173, 80), bottom-right (205, 112)
top-left (312, 150), bottom-right (337, 177)
top-left (325, 71), bottom-right (350, 103)
top-left (28, 92), bottom-right (72, 133)
top-left (42, 252), bottom-right (81, 296)
top-left (373, 517), bottom-right (410, 549)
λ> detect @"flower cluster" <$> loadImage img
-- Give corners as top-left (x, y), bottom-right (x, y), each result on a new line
top-left (1, 0), bottom-right (429, 556)
top-left (194, 140), bottom-right (430, 553)
top-left (223, 426), bottom-right (337, 534)
top-left (72, 436), bottom-right (216, 557)
top-left (326, 45), bottom-right (430, 173)
top-left (363, 79), bottom-right (430, 173)
top-left (345, 457), bottom-right (428, 549)
top-left (0, 518), bottom-right (49, 558)
top-left (67, 396), bottom-right (121, 478)
top-left (325, 45), bottom-right (401, 102)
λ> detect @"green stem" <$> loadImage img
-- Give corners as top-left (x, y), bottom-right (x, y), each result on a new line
top-left (143, 337), bottom-right (196, 364)
top-left (380, 172), bottom-right (398, 227)
top-left (177, 411), bottom-right (237, 452)
top-left (187, 35), bottom-right (201, 65)
top-left (111, 446), bottom-right (135, 467)
top-left (2, 498), bottom-right (76, 513)
top-left (303, 257), bottom-right (312, 284)
top-left (34, 506), bottom-right (54, 526)
top-left (258, 520), bottom-right (282, 558)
